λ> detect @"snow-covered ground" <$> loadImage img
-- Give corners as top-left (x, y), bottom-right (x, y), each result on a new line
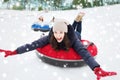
top-left (0, 4), bottom-right (120, 80)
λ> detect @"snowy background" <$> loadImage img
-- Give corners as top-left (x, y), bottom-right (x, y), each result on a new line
top-left (0, 4), bottom-right (120, 80)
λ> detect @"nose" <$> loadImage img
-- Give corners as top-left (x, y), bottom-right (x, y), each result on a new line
top-left (57, 34), bottom-right (61, 38)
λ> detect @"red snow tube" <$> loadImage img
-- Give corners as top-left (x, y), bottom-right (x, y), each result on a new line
top-left (36, 40), bottom-right (98, 67)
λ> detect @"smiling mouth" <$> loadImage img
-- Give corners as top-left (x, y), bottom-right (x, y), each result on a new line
top-left (57, 38), bottom-right (62, 41)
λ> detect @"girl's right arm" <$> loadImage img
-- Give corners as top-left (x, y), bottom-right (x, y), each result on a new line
top-left (16, 36), bottom-right (49, 54)
top-left (0, 36), bottom-right (49, 57)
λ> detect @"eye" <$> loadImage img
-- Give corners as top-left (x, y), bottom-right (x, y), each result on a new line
top-left (60, 31), bottom-right (64, 34)
top-left (54, 31), bottom-right (57, 34)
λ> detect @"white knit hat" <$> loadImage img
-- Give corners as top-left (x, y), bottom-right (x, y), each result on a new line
top-left (53, 21), bottom-right (68, 33)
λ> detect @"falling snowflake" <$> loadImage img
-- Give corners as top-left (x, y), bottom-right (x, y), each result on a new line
top-left (24, 68), bottom-right (29, 72)
top-left (52, 71), bottom-right (58, 76)
top-left (2, 73), bottom-right (7, 78)
top-left (43, 65), bottom-right (48, 70)
top-left (3, 60), bottom-right (8, 64)
top-left (26, 48), bottom-right (29, 51)
top-left (116, 54), bottom-right (120, 59)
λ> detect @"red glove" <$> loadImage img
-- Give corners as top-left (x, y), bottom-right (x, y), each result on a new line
top-left (94, 67), bottom-right (117, 80)
top-left (0, 49), bottom-right (17, 57)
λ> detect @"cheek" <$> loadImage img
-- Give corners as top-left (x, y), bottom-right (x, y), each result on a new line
top-left (61, 34), bottom-right (65, 38)
top-left (53, 34), bottom-right (57, 39)
top-left (53, 34), bottom-right (56, 38)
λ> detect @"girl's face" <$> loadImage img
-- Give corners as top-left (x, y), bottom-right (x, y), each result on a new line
top-left (53, 31), bottom-right (65, 43)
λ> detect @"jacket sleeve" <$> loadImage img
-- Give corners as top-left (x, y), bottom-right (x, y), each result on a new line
top-left (72, 38), bottom-right (100, 70)
top-left (16, 36), bottom-right (49, 54)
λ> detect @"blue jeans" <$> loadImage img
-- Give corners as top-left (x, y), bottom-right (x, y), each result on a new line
top-left (72, 21), bottom-right (82, 40)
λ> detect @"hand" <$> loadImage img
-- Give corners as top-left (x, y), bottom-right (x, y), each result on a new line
top-left (94, 67), bottom-right (117, 80)
top-left (0, 49), bottom-right (17, 57)
top-left (38, 16), bottom-right (44, 22)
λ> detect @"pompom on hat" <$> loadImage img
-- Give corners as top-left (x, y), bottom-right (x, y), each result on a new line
top-left (53, 20), bottom-right (68, 33)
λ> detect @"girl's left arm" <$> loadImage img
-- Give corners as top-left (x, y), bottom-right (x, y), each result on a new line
top-left (72, 38), bottom-right (100, 70)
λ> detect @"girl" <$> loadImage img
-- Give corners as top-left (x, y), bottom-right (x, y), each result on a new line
top-left (0, 13), bottom-right (117, 80)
